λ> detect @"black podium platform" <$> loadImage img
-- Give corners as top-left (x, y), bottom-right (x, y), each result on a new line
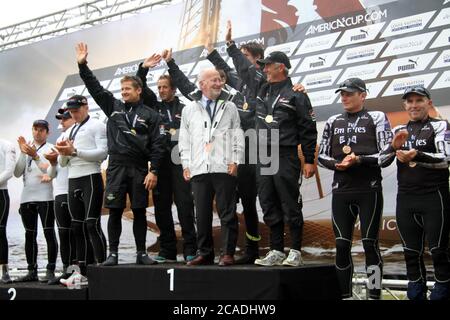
top-left (0, 282), bottom-right (88, 300)
top-left (87, 263), bottom-right (340, 300)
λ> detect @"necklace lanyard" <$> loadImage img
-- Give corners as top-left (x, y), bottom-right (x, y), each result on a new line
top-left (69, 115), bottom-right (90, 141)
top-left (166, 109), bottom-right (172, 123)
top-left (125, 112), bottom-right (138, 129)
top-left (28, 142), bottom-right (46, 169)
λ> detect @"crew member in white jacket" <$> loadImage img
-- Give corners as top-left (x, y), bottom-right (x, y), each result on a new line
top-left (0, 138), bottom-right (16, 284)
top-left (179, 68), bottom-right (244, 266)
top-left (44, 109), bottom-right (78, 285)
top-left (56, 95), bottom-right (108, 285)
top-left (14, 120), bottom-right (58, 283)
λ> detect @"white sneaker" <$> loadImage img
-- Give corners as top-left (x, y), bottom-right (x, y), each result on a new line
top-left (282, 249), bottom-right (304, 267)
top-left (60, 271), bottom-right (88, 288)
top-left (254, 250), bottom-right (286, 266)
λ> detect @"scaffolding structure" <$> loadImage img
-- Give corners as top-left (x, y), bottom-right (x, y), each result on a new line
top-left (178, 0), bottom-right (221, 50)
top-left (0, 0), bottom-right (177, 52)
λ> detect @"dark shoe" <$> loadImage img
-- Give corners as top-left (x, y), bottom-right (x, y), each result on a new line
top-left (186, 255), bottom-right (214, 266)
top-left (15, 269), bottom-right (38, 283)
top-left (0, 265), bottom-right (12, 284)
top-left (430, 282), bottom-right (449, 301)
top-left (103, 253), bottom-right (118, 266)
top-left (407, 281), bottom-right (428, 300)
top-left (40, 270), bottom-right (55, 283)
top-left (219, 255), bottom-right (235, 266)
top-left (136, 252), bottom-right (157, 265)
top-left (48, 272), bottom-right (70, 285)
top-left (235, 253), bottom-right (259, 265)
top-left (154, 255), bottom-right (177, 263)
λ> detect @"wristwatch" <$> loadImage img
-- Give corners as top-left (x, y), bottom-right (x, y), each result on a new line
top-left (71, 148), bottom-right (78, 157)
top-left (149, 169), bottom-right (158, 176)
top-left (226, 40), bottom-right (235, 47)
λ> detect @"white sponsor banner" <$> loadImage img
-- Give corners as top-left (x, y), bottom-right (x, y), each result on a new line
top-left (289, 58), bottom-right (302, 73)
top-left (291, 76), bottom-right (303, 85)
top-left (432, 70), bottom-right (450, 90)
top-left (382, 52), bottom-right (438, 77)
top-left (58, 85), bottom-right (86, 101)
top-left (429, 7), bottom-right (450, 28)
top-left (302, 69), bottom-right (343, 90)
top-left (191, 59), bottom-right (215, 76)
top-left (146, 68), bottom-right (167, 83)
top-left (337, 42), bottom-right (387, 66)
top-left (336, 22), bottom-right (385, 47)
top-left (366, 81), bottom-right (389, 100)
top-left (381, 11), bottom-right (436, 38)
top-left (381, 32), bottom-right (436, 57)
top-left (108, 78), bottom-right (124, 92)
top-left (297, 50), bottom-right (342, 73)
top-left (265, 40), bottom-right (301, 57)
top-left (307, 89), bottom-right (339, 107)
top-left (81, 80), bottom-right (110, 98)
top-left (430, 28), bottom-right (450, 49)
top-left (297, 32), bottom-right (341, 55)
top-left (382, 73), bottom-right (438, 96)
top-left (338, 61), bottom-right (387, 82)
top-left (431, 49), bottom-right (450, 69)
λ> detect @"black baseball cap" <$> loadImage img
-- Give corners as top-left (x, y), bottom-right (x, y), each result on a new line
top-left (335, 78), bottom-right (367, 94)
top-left (32, 119), bottom-right (49, 130)
top-left (66, 95), bottom-right (88, 109)
top-left (401, 86), bottom-right (431, 99)
top-left (55, 110), bottom-right (72, 120)
top-left (257, 51), bottom-right (292, 69)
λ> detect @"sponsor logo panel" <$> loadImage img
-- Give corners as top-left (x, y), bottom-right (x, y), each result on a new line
top-left (382, 52), bottom-right (438, 77)
top-left (338, 61), bottom-right (387, 82)
top-left (381, 11), bottom-right (436, 38)
top-left (382, 73), bottom-right (438, 96)
top-left (381, 32), bottom-right (436, 57)
top-left (337, 42), bottom-right (387, 66)
top-left (336, 22), bottom-right (386, 47)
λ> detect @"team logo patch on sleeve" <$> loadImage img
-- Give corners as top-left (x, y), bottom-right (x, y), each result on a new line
top-left (159, 125), bottom-right (165, 135)
top-left (444, 130), bottom-right (450, 141)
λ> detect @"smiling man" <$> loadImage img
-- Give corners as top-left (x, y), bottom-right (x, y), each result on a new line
top-left (179, 68), bottom-right (244, 266)
top-left (75, 42), bottom-right (166, 267)
top-left (380, 86), bottom-right (450, 300)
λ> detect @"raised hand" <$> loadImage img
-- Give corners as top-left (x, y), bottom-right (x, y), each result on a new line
top-left (54, 139), bottom-right (75, 156)
top-left (292, 83), bottom-right (307, 95)
top-left (143, 53), bottom-right (162, 69)
top-left (76, 42), bottom-right (88, 64)
top-left (392, 130), bottom-right (408, 150)
top-left (41, 174), bottom-right (52, 183)
top-left (44, 149), bottom-right (59, 166)
top-left (225, 20), bottom-right (233, 43)
top-left (204, 32), bottom-right (214, 53)
top-left (161, 48), bottom-right (173, 62)
top-left (396, 149), bottom-right (417, 163)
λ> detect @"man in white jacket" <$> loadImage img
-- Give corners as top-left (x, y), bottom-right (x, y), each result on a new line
top-left (0, 138), bottom-right (16, 284)
top-left (44, 109), bottom-right (78, 285)
top-left (179, 68), bottom-right (244, 266)
top-left (55, 95), bottom-right (108, 285)
top-left (14, 120), bottom-right (58, 283)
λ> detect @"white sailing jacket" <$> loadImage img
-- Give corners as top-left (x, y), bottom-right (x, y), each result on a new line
top-left (179, 91), bottom-right (244, 178)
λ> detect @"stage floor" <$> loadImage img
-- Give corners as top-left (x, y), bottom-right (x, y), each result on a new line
top-left (88, 263), bottom-right (340, 300)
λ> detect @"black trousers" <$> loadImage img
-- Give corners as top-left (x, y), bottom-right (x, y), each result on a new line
top-left (153, 157), bottom-right (197, 259)
top-left (332, 191), bottom-right (384, 299)
top-left (396, 188), bottom-right (450, 284)
top-left (237, 162), bottom-right (259, 254)
top-left (0, 190), bottom-right (10, 264)
top-left (257, 148), bottom-right (304, 251)
top-left (68, 174), bottom-right (106, 265)
top-left (54, 194), bottom-right (77, 268)
top-left (191, 173), bottom-right (238, 258)
top-left (19, 201), bottom-right (58, 271)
